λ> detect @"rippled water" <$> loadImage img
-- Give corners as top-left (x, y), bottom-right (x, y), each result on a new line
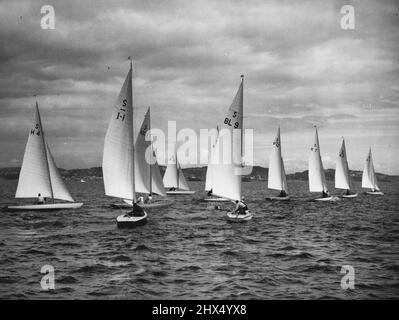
top-left (0, 178), bottom-right (398, 299)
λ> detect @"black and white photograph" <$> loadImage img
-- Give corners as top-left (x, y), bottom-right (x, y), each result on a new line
top-left (0, 0), bottom-right (398, 305)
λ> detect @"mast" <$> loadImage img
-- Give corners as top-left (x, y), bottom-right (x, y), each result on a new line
top-left (240, 75), bottom-right (244, 161)
top-left (148, 106), bottom-right (152, 194)
top-left (35, 97), bottom-right (54, 203)
top-left (176, 143), bottom-right (179, 189)
top-left (129, 59), bottom-right (136, 203)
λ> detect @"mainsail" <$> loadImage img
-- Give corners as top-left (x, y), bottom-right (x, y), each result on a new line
top-left (205, 126), bottom-right (219, 191)
top-left (102, 64), bottom-right (135, 201)
top-left (135, 107), bottom-right (166, 196)
top-left (308, 127), bottom-right (328, 193)
top-left (268, 126), bottom-right (288, 193)
top-left (163, 143), bottom-right (190, 191)
top-left (335, 138), bottom-right (352, 190)
top-left (210, 76), bottom-right (244, 200)
top-left (362, 148), bottom-right (380, 190)
top-left (15, 102), bottom-right (74, 202)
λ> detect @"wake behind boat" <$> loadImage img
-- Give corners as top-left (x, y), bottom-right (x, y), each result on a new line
top-left (7, 101), bottom-right (83, 211)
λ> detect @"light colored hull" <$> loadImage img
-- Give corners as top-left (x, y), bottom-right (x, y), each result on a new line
top-left (226, 211), bottom-right (253, 222)
top-left (203, 197), bottom-right (231, 202)
top-left (166, 190), bottom-right (196, 195)
top-left (116, 199), bottom-right (173, 209)
top-left (365, 191), bottom-right (384, 195)
top-left (267, 195), bottom-right (291, 201)
top-left (314, 196), bottom-right (339, 202)
top-left (341, 193), bottom-right (358, 198)
top-left (7, 202), bottom-right (83, 211)
top-left (116, 211), bottom-right (148, 228)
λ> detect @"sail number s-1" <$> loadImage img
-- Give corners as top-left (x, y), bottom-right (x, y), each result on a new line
top-left (224, 111), bottom-right (239, 128)
top-left (116, 99), bottom-right (127, 121)
top-left (30, 123), bottom-right (41, 136)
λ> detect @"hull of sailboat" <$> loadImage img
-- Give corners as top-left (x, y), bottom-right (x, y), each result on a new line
top-left (365, 191), bottom-right (384, 195)
top-left (166, 190), bottom-right (196, 195)
top-left (226, 211), bottom-right (253, 222)
top-left (266, 195), bottom-right (291, 201)
top-left (314, 196), bottom-right (339, 202)
top-left (111, 199), bottom-right (173, 209)
top-left (7, 202), bottom-right (83, 211)
top-left (341, 193), bottom-right (358, 198)
top-left (116, 211), bottom-right (148, 228)
top-left (203, 197), bottom-right (231, 202)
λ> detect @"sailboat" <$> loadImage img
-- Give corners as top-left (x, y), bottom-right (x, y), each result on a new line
top-left (163, 143), bottom-right (196, 195)
top-left (362, 147), bottom-right (384, 195)
top-left (111, 107), bottom-right (173, 209)
top-left (335, 138), bottom-right (358, 198)
top-left (267, 126), bottom-right (290, 200)
top-left (210, 75), bottom-right (252, 222)
top-left (102, 61), bottom-right (148, 228)
top-left (308, 126), bottom-right (334, 201)
top-left (203, 126), bottom-right (230, 202)
top-left (8, 102), bottom-right (83, 211)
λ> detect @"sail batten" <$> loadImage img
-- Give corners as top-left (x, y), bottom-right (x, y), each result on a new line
top-left (308, 127), bottom-right (328, 193)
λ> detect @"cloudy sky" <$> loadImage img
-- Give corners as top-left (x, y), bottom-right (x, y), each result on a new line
top-left (0, 0), bottom-right (398, 174)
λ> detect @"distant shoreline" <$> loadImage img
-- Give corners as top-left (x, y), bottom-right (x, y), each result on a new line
top-left (1, 166), bottom-right (397, 182)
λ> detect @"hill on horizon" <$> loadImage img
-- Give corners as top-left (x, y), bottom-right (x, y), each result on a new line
top-left (0, 166), bottom-right (397, 183)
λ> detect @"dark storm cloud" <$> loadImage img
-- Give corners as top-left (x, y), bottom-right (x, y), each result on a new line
top-left (0, 0), bottom-right (398, 173)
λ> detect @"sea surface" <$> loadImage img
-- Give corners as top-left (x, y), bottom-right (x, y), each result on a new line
top-left (0, 178), bottom-right (398, 299)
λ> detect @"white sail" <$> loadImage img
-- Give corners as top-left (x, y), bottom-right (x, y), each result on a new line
top-left (268, 126), bottom-right (288, 193)
top-left (205, 126), bottom-right (219, 191)
top-left (150, 150), bottom-right (167, 196)
top-left (335, 139), bottom-right (351, 190)
top-left (102, 65), bottom-right (135, 201)
top-left (178, 164), bottom-right (190, 191)
top-left (134, 109), bottom-right (151, 194)
top-left (163, 148), bottom-right (179, 188)
top-left (162, 144), bottom-right (190, 191)
top-left (210, 77), bottom-right (243, 200)
top-left (15, 103), bottom-right (74, 202)
top-left (15, 103), bottom-right (53, 199)
top-left (362, 148), bottom-right (379, 190)
top-left (308, 127), bottom-right (328, 193)
top-left (46, 144), bottom-right (74, 202)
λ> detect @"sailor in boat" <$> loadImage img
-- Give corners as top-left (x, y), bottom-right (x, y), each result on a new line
top-left (279, 190), bottom-right (287, 198)
top-left (345, 189), bottom-right (351, 195)
top-left (169, 187), bottom-right (176, 191)
top-left (207, 189), bottom-right (213, 197)
top-left (37, 193), bottom-right (45, 205)
top-left (322, 190), bottom-right (330, 198)
top-left (137, 196), bottom-right (144, 204)
top-left (127, 202), bottom-right (145, 217)
top-left (234, 199), bottom-right (249, 215)
top-left (144, 193), bottom-right (153, 204)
